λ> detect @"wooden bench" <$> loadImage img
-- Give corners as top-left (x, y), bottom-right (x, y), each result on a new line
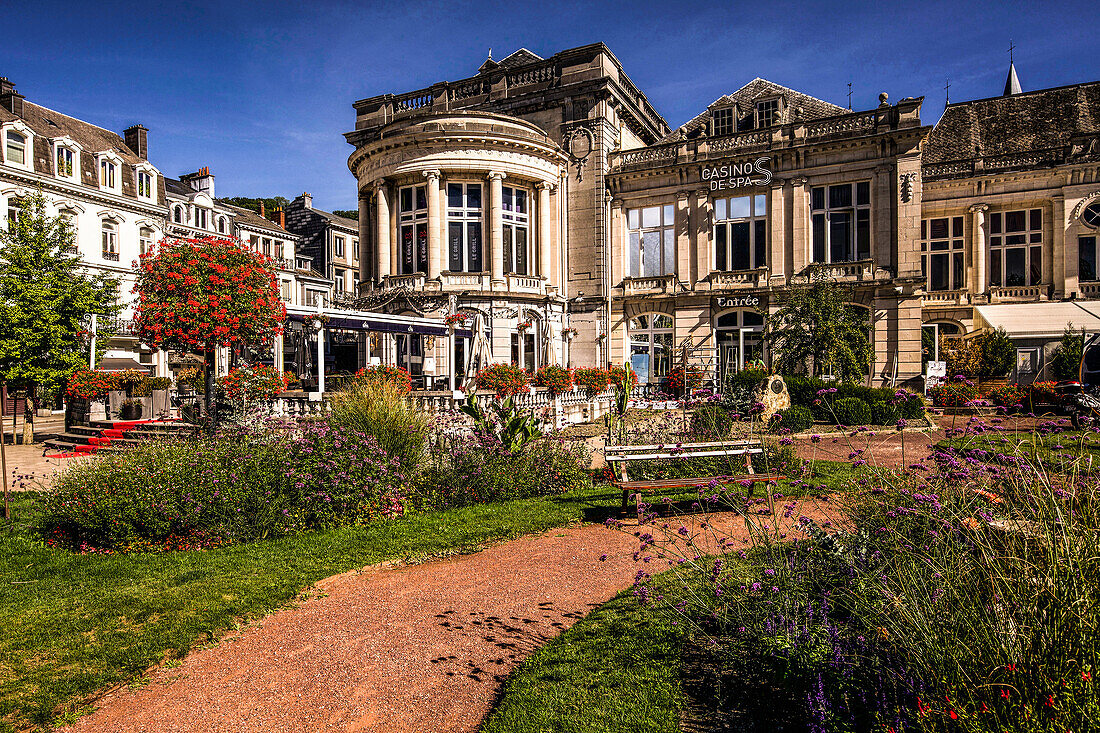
top-left (604, 440), bottom-right (782, 516)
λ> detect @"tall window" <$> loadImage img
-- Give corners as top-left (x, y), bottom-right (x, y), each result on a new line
top-left (399, 184), bottom-right (428, 275)
top-left (137, 170), bottom-right (153, 198)
top-left (756, 99), bottom-right (779, 128)
top-left (334, 271), bottom-right (345, 293)
top-left (503, 186), bottom-right (531, 275)
top-left (173, 206), bottom-right (183, 224)
top-left (628, 313), bottom-right (674, 384)
top-left (446, 182), bottom-right (483, 272)
top-left (59, 209), bottom-right (78, 252)
top-left (627, 204), bottom-right (675, 277)
top-left (511, 321), bottom-right (539, 372)
top-left (1080, 236), bottom-right (1097, 282)
top-left (280, 280), bottom-right (291, 302)
top-left (195, 208), bottom-right (209, 230)
top-left (989, 209), bottom-right (1042, 287)
top-left (262, 237), bottom-right (272, 257)
top-left (811, 182), bottom-right (871, 263)
top-left (334, 234), bottom-right (345, 258)
top-left (921, 216), bottom-right (965, 291)
top-left (713, 107), bottom-right (735, 136)
top-left (714, 194), bottom-right (767, 271)
top-left (275, 240), bottom-right (284, 260)
top-left (99, 159), bottom-right (116, 189)
top-left (139, 227), bottom-right (154, 256)
top-left (217, 216), bottom-right (226, 234)
top-left (6, 198), bottom-right (22, 228)
top-left (101, 221), bottom-right (118, 261)
top-left (56, 146), bottom-right (74, 177)
top-left (5, 132), bottom-right (26, 166)
top-left (715, 310), bottom-right (765, 380)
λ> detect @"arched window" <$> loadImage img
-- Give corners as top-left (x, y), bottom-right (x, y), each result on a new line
top-left (217, 216), bottom-right (226, 234)
top-left (5, 131), bottom-right (27, 166)
top-left (628, 313), bottom-right (674, 384)
top-left (715, 309), bottom-right (765, 380)
top-left (101, 221), bottom-right (119, 261)
top-left (511, 316), bottom-right (540, 372)
top-left (922, 322), bottom-right (962, 367)
top-left (58, 209), bottom-right (79, 252)
top-left (139, 227), bottom-right (154, 256)
top-left (173, 206), bottom-right (183, 224)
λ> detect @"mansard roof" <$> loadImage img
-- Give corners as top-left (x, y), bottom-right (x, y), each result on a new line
top-left (924, 79), bottom-right (1100, 166)
top-left (0, 101), bottom-right (146, 164)
top-left (497, 48), bottom-right (543, 68)
top-left (667, 78), bottom-right (848, 141)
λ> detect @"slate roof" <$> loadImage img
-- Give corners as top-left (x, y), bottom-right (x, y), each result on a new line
top-left (924, 80), bottom-right (1100, 165)
top-left (312, 207), bottom-right (357, 230)
top-left (0, 100), bottom-right (145, 166)
top-left (163, 177), bottom-right (195, 197)
top-left (219, 201), bottom-right (294, 235)
top-left (498, 48), bottom-right (543, 68)
top-left (666, 78), bottom-right (848, 141)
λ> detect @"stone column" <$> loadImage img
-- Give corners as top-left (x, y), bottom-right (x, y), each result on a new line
top-left (488, 171), bottom-right (506, 288)
top-left (274, 333), bottom-right (284, 373)
top-left (424, 170), bottom-right (442, 280)
top-left (692, 189), bottom-right (710, 285)
top-left (790, 177), bottom-right (809, 274)
top-left (357, 193), bottom-right (371, 285)
top-left (537, 182), bottom-right (553, 280)
top-left (609, 198), bottom-right (624, 286)
top-left (1051, 195), bottom-right (1064, 297)
top-left (676, 191), bottom-right (691, 283)
top-left (969, 203), bottom-right (989, 296)
top-left (768, 182), bottom-right (786, 281)
top-left (374, 181), bottom-right (391, 280)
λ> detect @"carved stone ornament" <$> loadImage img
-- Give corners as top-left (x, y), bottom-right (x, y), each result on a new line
top-left (567, 126), bottom-right (595, 181)
top-left (899, 172), bottom-right (918, 203)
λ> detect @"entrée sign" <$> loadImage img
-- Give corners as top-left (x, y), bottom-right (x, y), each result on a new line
top-left (701, 157), bottom-right (772, 191)
top-left (714, 295), bottom-right (761, 309)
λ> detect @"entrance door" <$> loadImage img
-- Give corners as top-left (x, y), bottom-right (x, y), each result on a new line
top-left (715, 310), bottom-right (765, 382)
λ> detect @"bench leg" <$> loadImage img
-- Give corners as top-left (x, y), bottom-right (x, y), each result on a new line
top-left (621, 489), bottom-right (630, 517)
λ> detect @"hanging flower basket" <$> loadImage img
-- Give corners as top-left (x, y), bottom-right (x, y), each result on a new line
top-left (517, 320), bottom-right (533, 332)
top-left (444, 313), bottom-right (469, 329)
top-left (303, 313), bottom-right (330, 329)
top-left (561, 327), bottom-right (578, 339)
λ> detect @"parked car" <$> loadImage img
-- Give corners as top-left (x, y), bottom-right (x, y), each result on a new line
top-left (1053, 333), bottom-right (1100, 429)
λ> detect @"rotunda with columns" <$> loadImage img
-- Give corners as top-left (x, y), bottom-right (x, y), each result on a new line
top-left (346, 112), bottom-right (571, 382)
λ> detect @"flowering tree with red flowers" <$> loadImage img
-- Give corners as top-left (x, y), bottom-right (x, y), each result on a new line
top-left (133, 236), bottom-right (285, 416)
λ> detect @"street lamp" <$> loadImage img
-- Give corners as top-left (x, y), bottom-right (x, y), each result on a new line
top-left (81, 314), bottom-right (99, 369)
top-left (311, 297), bottom-right (325, 398)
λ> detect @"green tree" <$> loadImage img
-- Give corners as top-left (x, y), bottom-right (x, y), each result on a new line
top-left (0, 192), bottom-right (119, 442)
top-left (220, 196), bottom-right (290, 218)
top-left (977, 326), bottom-right (1014, 377)
top-left (1049, 324), bottom-right (1085, 380)
top-left (331, 210), bottom-right (359, 221)
top-left (767, 280), bottom-right (871, 381)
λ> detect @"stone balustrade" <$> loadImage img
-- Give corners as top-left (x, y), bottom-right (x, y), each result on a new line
top-left (990, 285), bottom-right (1047, 302)
top-left (622, 274), bottom-right (680, 295)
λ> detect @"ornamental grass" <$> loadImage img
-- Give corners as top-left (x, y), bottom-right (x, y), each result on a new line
top-left (615, 415), bottom-right (1100, 732)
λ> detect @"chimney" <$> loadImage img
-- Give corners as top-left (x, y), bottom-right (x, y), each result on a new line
top-left (259, 200), bottom-right (266, 217)
top-left (124, 124), bottom-right (148, 159)
top-left (302, 192), bottom-right (312, 209)
top-left (277, 207), bottom-right (286, 229)
top-left (182, 166), bottom-right (216, 199)
top-left (0, 77), bottom-right (25, 118)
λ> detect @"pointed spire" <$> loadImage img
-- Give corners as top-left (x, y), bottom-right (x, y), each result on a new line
top-left (1003, 41), bottom-right (1021, 96)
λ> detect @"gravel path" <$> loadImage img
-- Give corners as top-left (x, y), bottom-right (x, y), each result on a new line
top-left (61, 503), bottom-right (831, 733)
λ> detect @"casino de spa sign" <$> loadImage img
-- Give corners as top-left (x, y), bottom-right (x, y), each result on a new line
top-left (700, 157), bottom-right (772, 191)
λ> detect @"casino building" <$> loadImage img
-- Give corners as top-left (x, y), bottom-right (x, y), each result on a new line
top-left (345, 44), bottom-right (1100, 388)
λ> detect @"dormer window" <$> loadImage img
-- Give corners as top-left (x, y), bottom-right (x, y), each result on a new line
top-left (56, 147), bottom-right (74, 178)
top-left (217, 216), bottom-right (226, 234)
top-left (5, 131), bottom-right (27, 167)
top-left (755, 99), bottom-right (780, 128)
top-left (195, 208), bottom-right (209, 229)
top-left (99, 159), bottom-right (117, 189)
top-left (137, 170), bottom-right (153, 199)
top-left (173, 205), bottom-right (184, 224)
top-left (713, 107), bottom-right (735, 137)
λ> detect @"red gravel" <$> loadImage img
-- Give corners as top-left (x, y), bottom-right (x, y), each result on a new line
top-left (61, 501), bottom-right (833, 733)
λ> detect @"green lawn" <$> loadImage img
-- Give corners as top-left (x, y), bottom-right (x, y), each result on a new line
top-left (0, 485), bottom-right (621, 732)
top-left (937, 427), bottom-right (1100, 467)
top-left (480, 581), bottom-right (687, 733)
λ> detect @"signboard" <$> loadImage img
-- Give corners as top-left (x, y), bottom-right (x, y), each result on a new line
top-left (701, 157), bottom-right (772, 191)
top-left (925, 360), bottom-right (946, 393)
top-left (714, 295), bottom-right (761, 310)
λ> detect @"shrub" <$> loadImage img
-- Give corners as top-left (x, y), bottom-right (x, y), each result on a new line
top-left (691, 404), bottom-right (734, 438)
top-left (419, 436), bottom-right (591, 508)
top-left (771, 404), bottom-right (812, 433)
top-left (475, 363), bottom-right (528, 397)
top-left (929, 377), bottom-right (979, 407)
top-left (985, 382), bottom-right (1026, 408)
top-left (574, 367), bottom-right (609, 397)
top-left (532, 365), bottom-right (573, 396)
top-left (1030, 380), bottom-right (1059, 406)
top-left (1050, 325), bottom-right (1085, 379)
top-left (38, 419), bottom-right (405, 551)
top-left (328, 381), bottom-right (429, 472)
top-left (351, 364), bottom-right (412, 395)
top-left (726, 368), bottom-right (768, 393)
top-left (217, 364), bottom-right (287, 401)
top-left (174, 367), bottom-right (206, 392)
top-left (978, 326), bottom-right (1014, 377)
top-left (666, 365), bottom-right (705, 396)
top-left (869, 400), bottom-right (899, 426)
top-left (65, 369), bottom-right (117, 400)
top-left (897, 391), bottom-right (925, 419)
top-left (831, 396), bottom-right (871, 425)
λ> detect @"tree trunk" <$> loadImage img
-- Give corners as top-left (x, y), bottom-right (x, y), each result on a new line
top-left (22, 386), bottom-right (34, 445)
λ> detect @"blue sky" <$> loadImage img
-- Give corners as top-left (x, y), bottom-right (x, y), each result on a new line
top-left (5, 0), bottom-right (1097, 212)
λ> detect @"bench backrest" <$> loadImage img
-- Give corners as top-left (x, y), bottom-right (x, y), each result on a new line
top-left (604, 440), bottom-right (764, 462)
